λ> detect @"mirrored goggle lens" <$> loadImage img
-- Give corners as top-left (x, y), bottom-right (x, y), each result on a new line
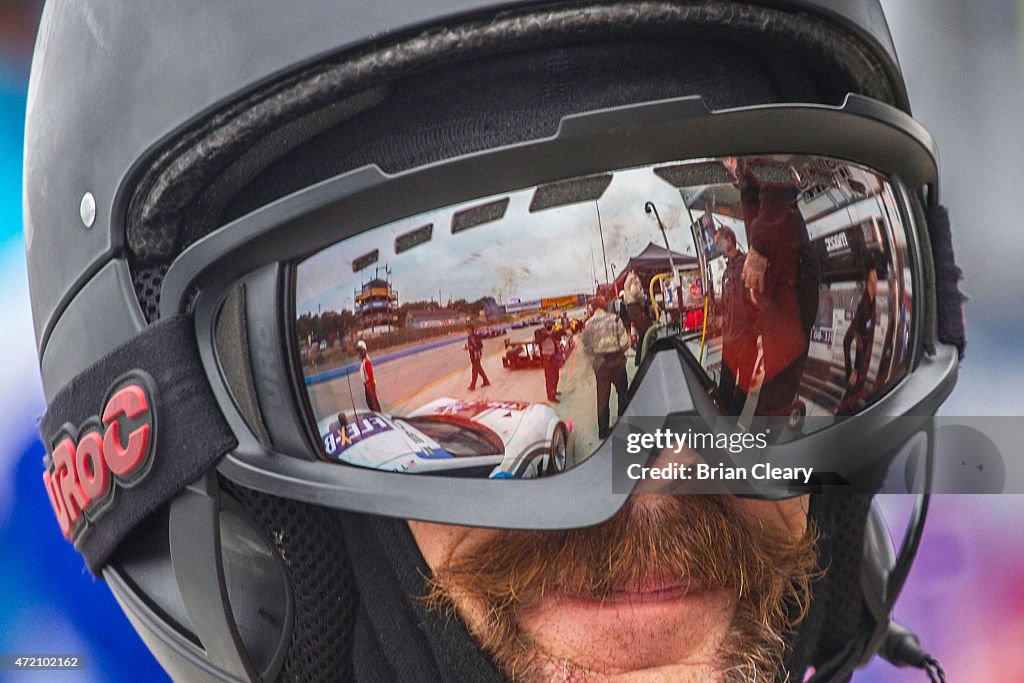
top-left (293, 155), bottom-right (915, 478)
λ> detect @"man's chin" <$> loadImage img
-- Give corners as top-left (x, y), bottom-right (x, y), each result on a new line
top-left (511, 588), bottom-right (735, 682)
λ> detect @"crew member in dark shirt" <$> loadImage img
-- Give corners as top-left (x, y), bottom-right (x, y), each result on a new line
top-left (714, 226), bottom-right (758, 414)
top-left (536, 320), bottom-right (563, 402)
top-left (724, 156), bottom-right (819, 417)
top-left (466, 324), bottom-right (491, 391)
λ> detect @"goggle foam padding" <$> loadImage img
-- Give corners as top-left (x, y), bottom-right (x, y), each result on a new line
top-left (926, 204), bottom-right (967, 356)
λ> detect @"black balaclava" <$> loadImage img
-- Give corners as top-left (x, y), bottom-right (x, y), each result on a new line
top-left (223, 39), bottom-right (879, 683)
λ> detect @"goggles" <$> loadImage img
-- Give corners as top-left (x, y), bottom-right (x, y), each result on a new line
top-left (296, 153), bottom-right (915, 476)
top-left (45, 95), bottom-right (960, 565)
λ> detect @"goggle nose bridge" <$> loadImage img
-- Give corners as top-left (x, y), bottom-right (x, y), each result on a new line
top-left (621, 344), bottom-right (700, 419)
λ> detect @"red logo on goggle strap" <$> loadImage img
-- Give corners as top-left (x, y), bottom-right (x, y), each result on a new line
top-left (43, 378), bottom-right (155, 541)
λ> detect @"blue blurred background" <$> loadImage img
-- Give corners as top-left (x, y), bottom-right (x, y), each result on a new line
top-left (1, 2), bottom-right (1022, 681)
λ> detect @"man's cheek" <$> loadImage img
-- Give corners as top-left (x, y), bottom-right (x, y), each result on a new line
top-left (407, 520), bottom-right (499, 570)
top-left (730, 495), bottom-right (809, 540)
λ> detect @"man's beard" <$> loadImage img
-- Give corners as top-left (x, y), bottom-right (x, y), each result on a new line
top-left (425, 495), bottom-right (818, 682)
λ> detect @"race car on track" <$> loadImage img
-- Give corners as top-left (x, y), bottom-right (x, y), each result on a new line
top-left (317, 398), bottom-right (571, 478)
top-left (502, 339), bottom-right (543, 369)
top-left (502, 335), bottom-right (574, 369)
top-left (478, 326), bottom-right (507, 338)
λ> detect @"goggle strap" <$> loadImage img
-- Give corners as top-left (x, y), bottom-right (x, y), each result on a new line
top-left (39, 314), bottom-right (237, 574)
top-left (926, 204), bottom-right (967, 356)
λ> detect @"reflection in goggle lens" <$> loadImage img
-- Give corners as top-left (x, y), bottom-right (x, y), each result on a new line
top-left (293, 156), bottom-right (913, 478)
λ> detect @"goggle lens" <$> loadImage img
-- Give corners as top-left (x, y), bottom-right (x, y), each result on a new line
top-left (293, 155), bottom-right (914, 478)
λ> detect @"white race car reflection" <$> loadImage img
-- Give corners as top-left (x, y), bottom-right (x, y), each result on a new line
top-left (317, 398), bottom-right (571, 478)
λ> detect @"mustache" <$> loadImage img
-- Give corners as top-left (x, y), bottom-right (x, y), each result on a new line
top-left (425, 495), bottom-right (820, 682)
top-left (428, 495), bottom-right (818, 614)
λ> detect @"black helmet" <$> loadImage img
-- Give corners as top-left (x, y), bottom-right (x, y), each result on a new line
top-left (25, 1), bottom-right (964, 680)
